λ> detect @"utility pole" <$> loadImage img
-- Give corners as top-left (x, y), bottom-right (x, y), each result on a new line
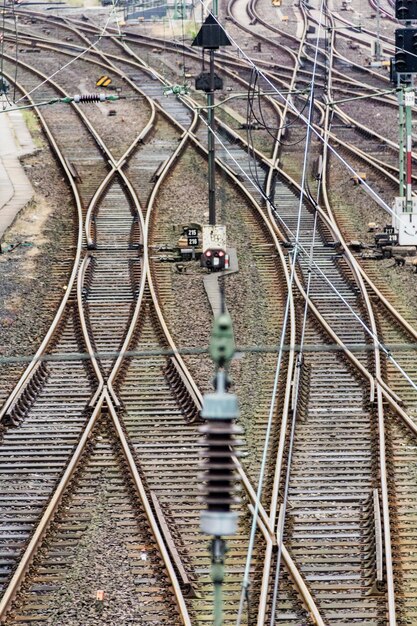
top-left (395, 81), bottom-right (415, 211)
top-left (192, 13), bottom-right (231, 225)
top-left (391, 14), bottom-right (417, 244)
top-left (207, 45), bottom-right (216, 226)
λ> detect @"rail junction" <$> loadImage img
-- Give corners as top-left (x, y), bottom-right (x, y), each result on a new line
top-left (0, 0), bottom-right (416, 624)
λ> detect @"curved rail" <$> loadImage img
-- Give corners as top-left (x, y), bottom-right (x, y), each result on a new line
top-left (0, 72), bottom-right (84, 421)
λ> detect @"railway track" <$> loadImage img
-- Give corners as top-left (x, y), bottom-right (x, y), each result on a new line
top-left (0, 12), bottom-right (327, 625)
top-left (0, 31), bottom-right (197, 625)
top-left (2, 2), bottom-right (417, 624)
top-left (226, 0), bottom-right (417, 623)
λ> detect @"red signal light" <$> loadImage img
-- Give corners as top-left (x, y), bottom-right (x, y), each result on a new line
top-left (205, 250), bottom-right (212, 257)
top-left (218, 250), bottom-right (225, 257)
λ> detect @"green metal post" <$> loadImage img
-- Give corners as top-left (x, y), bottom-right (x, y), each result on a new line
top-left (213, 569), bottom-right (224, 626)
top-left (405, 87), bottom-right (414, 211)
top-left (173, 0), bottom-right (185, 19)
top-left (212, 0), bottom-right (218, 16)
top-left (211, 538), bottom-right (226, 626)
top-left (398, 86), bottom-right (405, 198)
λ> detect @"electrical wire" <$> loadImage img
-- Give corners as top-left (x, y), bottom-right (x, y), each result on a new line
top-left (29, 3), bottom-right (412, 399)
top-left (188, 5), bottom-right (417, 401)
top-left (236, 1), bottom-right (326, 620)
top-left (0, 341), bottom-right (416, 367)
top-left (269, 100), bottom-right (326, 625)
top-left (196, 113), bottom-right (417, 398)
top-left (246, 68), bottom-right (310, 141)
top-left (245, 69), bottom-right (265, 197)
top-left (191, 0), bottom-right (417, 236)
top-left (13, 0), bottom-right (122, 104)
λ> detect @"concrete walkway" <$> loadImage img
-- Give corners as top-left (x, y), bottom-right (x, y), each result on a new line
top-left (0, 107), bottom-right (36, 239)
top-left (203, 247), bottom-right (239, 317)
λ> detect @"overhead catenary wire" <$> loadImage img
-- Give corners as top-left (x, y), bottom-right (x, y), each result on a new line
top-left (0, 341), bottom-right (416, 367)
top-left (196, 111), bottom-right (417, 398)
top-left (191, 0), bottom-right (417, 236)
top-left (269, 87), bottom-right (326, 625)
top-left (6, 7), bottom-right (413, 405)
top-left (236, 0), bottom-right (326, 619)
top-left (183, 2), bottom-right (417, 395)
top-left (12, 0), bottom-right (122, 104)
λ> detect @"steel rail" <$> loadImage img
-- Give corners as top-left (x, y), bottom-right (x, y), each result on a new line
top-left (27, 1), bottom-right (395, 105)
top-left (105, 171), bottom-right (148, 403)
top-left (105, 392), bottom-right (192, 625)
top-left (247, 503), bottom-right (326, 626)
top-left (78, 9), bottom-right (417, 372)
top-left (294, 272), bottom-right (417, 435)
top-left (319, 12), bottom-right (417, 333)
top-left (177, 56), bottom-right (417, 429)
top-left (84, 166), bottom-right (118, 250)
top-left (207, 8), bottom-right (413, 620)
top-left (0, 38), bottom-right (196, 623)
top-left (111, 36), bottom-right (326, 622)
top-left (0, 72), bottom-right (84, 421)
top-left (108, 31), bottom-right (417, 623)
top-left (0, 28), bottom-right (193, 624)
top-left (10, 17), bottom-right (400, 620)
top-left (225, 0), bottom-right (298, 66)
top-left (1, 19), bottom-right (394, 620)
top-left (245, 0), bottom-right (308, 618)
top-left (323, 24), bottom-right (396, 624)
top-left (76, 254), bottom-right (105, 404)
top-left (0, 396), bottom-right (104, 620)
top-left (182, 3), bottom-right (417, 406)
top-left (276, 84), bottom-right (417, 189)
top-left (2, 49), bottom-right (150, 396)
top-left (2, 37), bottom-right (160, 397)
top-left (143, 118), bottom-right (204, 408)
top-left (115, 14), bottom-right (417, 625)
top-left (0, 39), bottom-right (157, 256)
top-left (3, 26), bottom-right (208, 406)
top-left (0, 389), bottom-right (193, 625)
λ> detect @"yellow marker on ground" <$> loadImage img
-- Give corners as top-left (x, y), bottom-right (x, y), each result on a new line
top-left (96, 76), bottom-right (112, 87)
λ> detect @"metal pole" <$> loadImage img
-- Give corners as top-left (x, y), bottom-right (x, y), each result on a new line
top-left (213, 577), bottom-right (223, 626)
top-left (398, 86), bottom-right (405, 198)
top-left (375, 0), bottom-right (381, 61)
top-left (405, 87), bottom-right (413, 211)
top-left (211, 537), bottom-right (226, 626)
top-left (208, 49), bottom-right (216, 225)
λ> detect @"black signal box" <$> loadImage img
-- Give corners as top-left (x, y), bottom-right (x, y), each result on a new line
top-left (396, 0), bottom-right (417, 21)
top-left (195, 72), bottom-right (223, 92)
top-left (395, 28), bottom-right (417, 74)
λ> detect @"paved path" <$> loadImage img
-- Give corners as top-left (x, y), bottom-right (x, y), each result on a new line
top-left (203, 247), bottom-right (239, 317)
top-left (0, 107), bottom-right (36, 240)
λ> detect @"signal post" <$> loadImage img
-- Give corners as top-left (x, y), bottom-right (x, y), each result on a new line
top-left (392, 2), bottom-right (417, 244)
